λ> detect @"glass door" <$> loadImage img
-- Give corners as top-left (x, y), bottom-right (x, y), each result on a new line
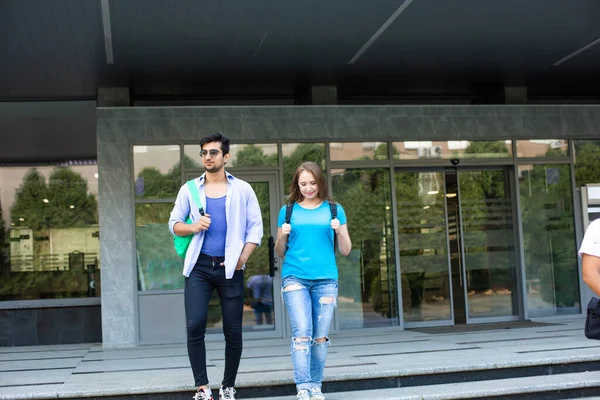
top-left (186, 171), bottom-right (283, 338)
top-left (396, 169), bottom-right (453, 327)
top-left (396, 167), bottom-right (519, 327)
top-left (453, 168), bottom-right (519, 323)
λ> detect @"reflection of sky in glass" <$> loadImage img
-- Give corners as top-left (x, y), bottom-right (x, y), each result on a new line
top-left (394, 140), bottom-right (512, 159)
top-left (133, 145), bottom-right (180, 175)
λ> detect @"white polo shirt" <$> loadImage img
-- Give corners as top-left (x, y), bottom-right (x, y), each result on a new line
top-left (580, 219), bottom-right (600, 258)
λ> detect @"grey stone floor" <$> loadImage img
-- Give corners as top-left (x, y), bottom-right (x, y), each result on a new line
top-left (1, 315), bottom-right (598, 400)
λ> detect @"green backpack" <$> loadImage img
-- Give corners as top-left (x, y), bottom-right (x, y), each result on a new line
top-left (173, 180), bottom-right (204, 258)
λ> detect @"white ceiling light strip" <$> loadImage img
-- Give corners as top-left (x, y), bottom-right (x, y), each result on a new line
top-left (553, 36), bottom-right (600, 67)
top-left (100, 0), bottom-right (115, 64)
top-left (348, 0), bottom-right (415, 64)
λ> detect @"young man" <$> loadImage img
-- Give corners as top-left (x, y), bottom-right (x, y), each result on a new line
top-left (581, 218), bottom-right (600, 296)
top-left (169, 133), bottom-right (263, 400)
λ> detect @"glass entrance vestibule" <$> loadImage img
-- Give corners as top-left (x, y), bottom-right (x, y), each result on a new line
top-left (133, 139), bottom-right (582, 343)
top-left (395, 167), bottom-right (519, 327)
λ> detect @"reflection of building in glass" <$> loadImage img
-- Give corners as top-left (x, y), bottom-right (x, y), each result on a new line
top-left (9, 226), bottom-right (99, 272)
top-left (329, 142), bottom-right (386, 161)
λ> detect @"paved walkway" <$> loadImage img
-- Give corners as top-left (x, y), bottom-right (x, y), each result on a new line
top-left (0, 315), bottom-right (598, 399)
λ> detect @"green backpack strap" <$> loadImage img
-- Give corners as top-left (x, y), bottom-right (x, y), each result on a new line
top-left (173, 180), bottom-right (203, 258)
top-left (186, 180), bottom-right (203, 215)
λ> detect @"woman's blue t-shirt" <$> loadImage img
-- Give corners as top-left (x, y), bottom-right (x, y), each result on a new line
top-left (277, 201), bottom-right (347, 280)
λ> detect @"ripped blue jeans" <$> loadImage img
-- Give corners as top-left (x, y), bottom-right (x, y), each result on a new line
top-left (281, 276), bottom-right (338, 392)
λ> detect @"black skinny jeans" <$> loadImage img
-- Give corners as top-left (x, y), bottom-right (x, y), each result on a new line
top-left (185, 253), bottom-right (245, 388)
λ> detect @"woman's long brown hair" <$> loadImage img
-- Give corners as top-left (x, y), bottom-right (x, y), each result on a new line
top-left (287, 161), bottom-right (334, 204)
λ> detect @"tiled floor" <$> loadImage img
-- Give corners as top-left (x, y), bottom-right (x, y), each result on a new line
top-left (0, 315), bottom-right (598, 399)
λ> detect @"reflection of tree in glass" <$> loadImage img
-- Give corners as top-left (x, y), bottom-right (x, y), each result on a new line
top-left (395, 172), bottom-right (447, 313)
top-left (133, 154), bottom-right (199, 291)
top-left (137, 155), bottom-right (200, 198)
top-left (233, 145), bottom-right (272, 281)
top-left (47, 167), bottom-right (98, 227)
top-left (332, 169), bottom-right (396, 321)
top-left (236, 144), bottom-right (277, 167)
top-left (11, 167), bottom-right (98, 228)
top-left (4, 167), bottom-right (98, 300)
top-left (0, 203), bottom-right (7, 277)
top-left (573, 141), bottom-right (600, 186)
top-left (374, 143), bottom-right (392, 160)
top-left (520, 164), bottom-right (579, 310)
top-left (10, 169), bottom-right (48, 229)
top-left (461, 141), bottom-right (513, 295)
top-left (464, 140), bottom-right (509, 158)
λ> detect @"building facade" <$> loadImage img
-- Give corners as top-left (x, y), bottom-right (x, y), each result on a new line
top-left (93, 104), bottom-right (600, 348)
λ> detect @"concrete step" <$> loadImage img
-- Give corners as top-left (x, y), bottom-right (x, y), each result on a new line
top-left (247, 370), bottom-right (600, 400)
top-left (16, 358), bottom-right (600, 400)
top-left (230, 358), bottom-right (600, 399)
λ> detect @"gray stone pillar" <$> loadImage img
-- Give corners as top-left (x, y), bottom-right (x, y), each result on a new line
top-left (97, 89), bottom-right (137, 348)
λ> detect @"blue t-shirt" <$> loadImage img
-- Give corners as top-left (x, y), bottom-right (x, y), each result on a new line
top-left (201, 195), bottom-right (227, 256)
top-left (277, 201), bottom-right (347, 280)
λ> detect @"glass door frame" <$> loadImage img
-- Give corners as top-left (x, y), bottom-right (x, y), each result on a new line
top-left (395, 167), bottom-right (455, 329)
top-left (396, 165), bottom-right (523, 328)
top-left (186, 169), bottom-right (285, 340)
top-left (452, 165), bottom-right (522, 325)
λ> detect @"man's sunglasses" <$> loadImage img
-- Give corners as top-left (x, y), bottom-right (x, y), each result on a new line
top-left (200, 149), bottom-right (221, 157)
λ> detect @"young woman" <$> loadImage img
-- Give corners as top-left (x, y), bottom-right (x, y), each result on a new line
top-left (274, 162), bottom-right (352, 400)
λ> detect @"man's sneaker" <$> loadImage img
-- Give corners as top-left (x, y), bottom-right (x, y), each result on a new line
top-left (310, 387), bottom-right (325, 400)
top-left (219, 386), bottom-right (236, 400)
top-left (193, 388), bottom-right (213, 400)
top-left (297, 389), bottom-right (311, 400)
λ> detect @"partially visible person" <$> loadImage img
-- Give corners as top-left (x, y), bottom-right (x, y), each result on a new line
top-left (274, 162), bottom-right (352, 400)
top-left (169, 133), bottom-right (263, 400)
top-left (581, 218), bottom-right (600, 296)
top-left (246, 274), bottom-right (274, 325)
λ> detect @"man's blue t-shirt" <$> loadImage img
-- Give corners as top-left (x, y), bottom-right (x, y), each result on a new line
top-left (201, 196), bottom-right (227, 256)
top-left (277, 201), bottom-right (347, 280)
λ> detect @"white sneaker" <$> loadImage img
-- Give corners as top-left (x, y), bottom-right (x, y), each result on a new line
top-left (219, 386), bottom-right (236, 400)
top-left (310, 387), bottom-right (325, 400)
top-left (193, 388), bottom-right (213, 400)
top-left (297, 389), bottom-right (311, 400)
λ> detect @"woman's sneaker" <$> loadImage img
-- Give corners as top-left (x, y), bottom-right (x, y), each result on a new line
top-left (297, 389), bottom-right (311, 400)
top-left (310, 387), bottom-right (325, 400)
top-left (219, 386), bottom-right (236, 400)
top-left (193, 388), bottom-right (213, 400)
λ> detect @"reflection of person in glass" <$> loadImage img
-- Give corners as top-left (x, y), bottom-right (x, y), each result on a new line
top-left (274, 162), bottom-right (352, 400)
top-left (246, 274), bottom-right (273, 325)
top-left (169, 133), bottom-right (263, 400)
top-left (581, 218), bottom-right (600, 295)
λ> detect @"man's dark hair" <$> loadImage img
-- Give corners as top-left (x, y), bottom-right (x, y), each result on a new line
top-left (200, 133), bottom-right (230, 155)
